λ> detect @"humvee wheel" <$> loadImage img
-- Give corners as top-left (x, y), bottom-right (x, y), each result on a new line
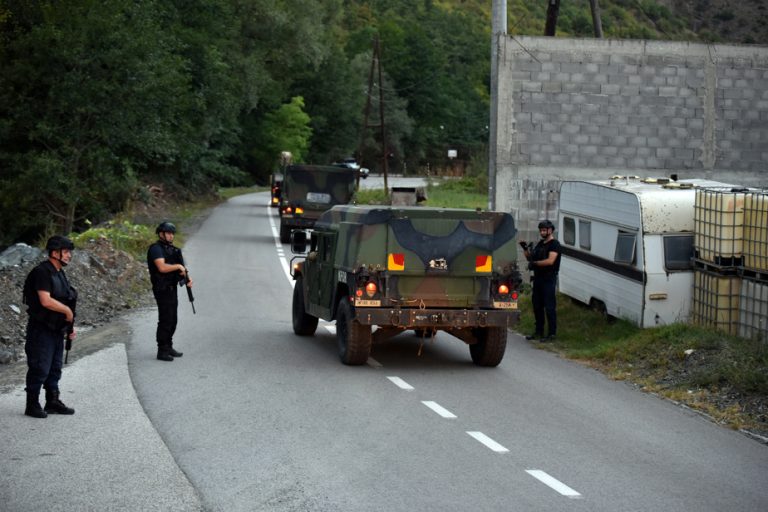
top-left (469, 326), bottom-right (507, 367)
top-left (336, 298), bottom-right (372, 365)
top-left (292, 277), bottom-right (318, 335)
top-left (279, 224), bottom-right (291, 244)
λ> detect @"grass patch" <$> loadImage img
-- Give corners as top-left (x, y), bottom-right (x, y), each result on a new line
top-left (517, 290), bottom-right (768, 431)
top-left (355, 178), bottom-right (488, 210)
top-left (355, 188), bottom-right (390, 205)
top-left (423, 177), bottom-right (487, 209)
top-left (70, 220), bottom-right (155, 260)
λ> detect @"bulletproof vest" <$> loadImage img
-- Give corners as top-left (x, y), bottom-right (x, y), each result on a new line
top-left (23, 261), bottom-right (77, 331)
top-left (532, 239), bottom-right (561, 276)
top-left (148, 241), bottom-right (184, 289)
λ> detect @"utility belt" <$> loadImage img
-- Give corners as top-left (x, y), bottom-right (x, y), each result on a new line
top-left (29, 310), bottom-right (68, 333)
top-left (152, 274), bottom-right (182, 292)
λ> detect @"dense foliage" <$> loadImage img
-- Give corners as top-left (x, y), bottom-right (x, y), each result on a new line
top-left (0, 0), bottom-right (761, 246)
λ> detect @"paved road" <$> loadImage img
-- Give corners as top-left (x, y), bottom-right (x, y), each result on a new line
top-left (2, 191), bottom-right (767, 511)
top-left (357, 174), bottom-right (428, 190)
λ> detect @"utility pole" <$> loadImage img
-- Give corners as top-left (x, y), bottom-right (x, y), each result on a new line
top-left (358, 35), bottom-right (388, 191)
top-left (589, 0), bottom-right (604, 38)
top-left (544, 0), bottom-right (561, 36)
top-left (489, 0), bottom-right (506, 210)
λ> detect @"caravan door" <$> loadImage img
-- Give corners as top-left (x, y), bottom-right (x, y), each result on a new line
top-left (641, 233), bottom-right (695, 326)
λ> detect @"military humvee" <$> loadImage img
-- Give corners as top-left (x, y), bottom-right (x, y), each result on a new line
top-left (279, 164), bottom-right (357, 243)
top-left (290, 205), bottom-right (522, 366)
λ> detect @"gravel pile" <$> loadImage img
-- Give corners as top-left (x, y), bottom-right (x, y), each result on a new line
top-left (0, 238), bottom-right (153, 364)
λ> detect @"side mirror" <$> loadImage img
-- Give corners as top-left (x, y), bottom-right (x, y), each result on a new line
top-left (291, 230), bottom-right (308, 254)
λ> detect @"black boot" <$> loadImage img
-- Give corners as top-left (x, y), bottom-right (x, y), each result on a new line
top-left (168, 347), bottom-right (183, 357)
top-left (157, 348), bottom-right (174, 361)
top-left (44, 390), bottom-right (75, 415)
top-left (25, 390), bottom-right (48, 418)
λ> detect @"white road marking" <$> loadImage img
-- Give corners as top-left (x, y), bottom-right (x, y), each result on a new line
top-left (268, 208), bottom-right (294, 286)
top-left (422, 401), bottom-right (457, 419)
top-left (466, 431), bottom-right (509, 453)
top-left (269, 207), bottom-right (583, 499)
top-left (525, 470), bottom-right (582, 498)
top-left (387, 376), bottom-right (414, 391)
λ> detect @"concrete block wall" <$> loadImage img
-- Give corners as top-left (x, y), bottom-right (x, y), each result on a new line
top-left (492, 36), bottom-right (768, 244)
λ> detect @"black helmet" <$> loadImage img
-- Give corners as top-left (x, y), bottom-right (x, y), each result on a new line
top-left (155, 221), bottom-right (177, 234)
top-left (538, 219), bottom-right (555, 230)
top-left (45, 235), bottom-right (74, 253)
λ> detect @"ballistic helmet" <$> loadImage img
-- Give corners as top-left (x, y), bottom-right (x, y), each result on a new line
top-left (538, 219), bottom-right (555, 230)
top-left (46, 235), bottom-right (74, 253)
top-left (155, 221), bottom-right (177, 234)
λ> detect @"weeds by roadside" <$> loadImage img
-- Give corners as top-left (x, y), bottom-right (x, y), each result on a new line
top-left (516, 290), bottom-right (768, 436)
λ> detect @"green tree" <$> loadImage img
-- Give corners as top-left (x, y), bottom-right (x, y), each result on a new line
top-left (250, 96), bottom-right (313, 172)
top-left (0, 0), bottom-right (191, 242)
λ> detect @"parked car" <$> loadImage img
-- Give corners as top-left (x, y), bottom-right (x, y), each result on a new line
top-left (332, 158), bottom-right (368, 179)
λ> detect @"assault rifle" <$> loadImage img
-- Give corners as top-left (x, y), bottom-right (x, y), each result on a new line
top-left (177, 250), bottom-right (196, 314)
top-left (64, 297), bottom-right (76, 363)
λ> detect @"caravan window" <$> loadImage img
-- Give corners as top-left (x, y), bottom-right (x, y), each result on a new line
top-left (579, 220), bottom-right (591, 250)
top-left (563, 217), bottom-right (576, 246)
top-left (615, 232), bottom-right (636, 265)
top-left (664, 235), bottom-right (694, 271)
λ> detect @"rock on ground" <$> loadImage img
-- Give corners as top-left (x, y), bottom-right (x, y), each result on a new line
top-left (0, 237), bottom-right (153, 365)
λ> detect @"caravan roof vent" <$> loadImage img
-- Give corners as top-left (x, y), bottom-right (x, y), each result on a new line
top-left (641, 177), bottom-right (670, 185)
top-left (662, 182), bottom-right (693, 189)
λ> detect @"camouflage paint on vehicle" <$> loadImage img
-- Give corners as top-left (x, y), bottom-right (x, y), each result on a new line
top-left (291, 205), bottom-right (522, 366)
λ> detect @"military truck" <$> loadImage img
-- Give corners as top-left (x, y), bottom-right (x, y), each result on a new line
top-left (290, 205), bottom-right (522, 366)
top-left (269, 172), bottom-right (283, 207)
top-left (279, 164), bottom-right (357, 243)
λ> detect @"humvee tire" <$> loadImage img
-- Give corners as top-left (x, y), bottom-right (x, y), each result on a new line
top-left (279, 224), bottom-right (291, 244)
top-left (469, 326), bottom-right (507, 367)
top-left (292, 277), bottom-right (319, 335)
top-left (336, 298), bottom-right (372, 365)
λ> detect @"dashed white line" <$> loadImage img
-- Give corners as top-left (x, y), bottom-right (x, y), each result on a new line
top-left (268, 209), bottom-right (294, 286)
top-left (466, 431), bottom-right (509, 453)
top-left (269, 207), bottom-right (584, 498)
top-left (387, 376), bottom-right (414, 391)
top-left (422, 401), bottom-right (457, 419)
top-left (525, 470), bottom-right (582, 498)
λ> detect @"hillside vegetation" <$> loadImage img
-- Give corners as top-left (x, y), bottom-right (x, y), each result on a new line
top-left (1, 0), bottom-right (763, 247)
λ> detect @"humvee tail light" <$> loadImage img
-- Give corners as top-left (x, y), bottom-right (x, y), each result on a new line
top-left (283, 206), bottom-right (292, 214)
top-left (511, 291), bottom-right (519, 300)
top-left (365, 282), bottom-right (377, 296)
top-left (271, 197), bottom-right (279, 204)
top-left (388, 253), bottom-right (405, 271)
top-left (475, 255), bottom-right (492, 272)
top-left (295, 207), bottom-right (304, 215)
top-left (498, 284), bottom-right (509, 295)
top-left (355, 288), bottom-right (364, 297)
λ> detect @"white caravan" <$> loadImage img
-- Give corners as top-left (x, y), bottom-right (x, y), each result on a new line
top-left (558, 177), bottom-right (733, 327)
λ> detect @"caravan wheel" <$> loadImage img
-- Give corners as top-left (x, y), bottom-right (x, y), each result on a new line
top-left (589, 299), bottom-right (615, 323)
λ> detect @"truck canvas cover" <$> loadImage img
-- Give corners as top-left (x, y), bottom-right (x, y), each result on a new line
top-left (283, 164), bottom-right (356, 219)
top-left (315, 205), bottom-right (518, 308)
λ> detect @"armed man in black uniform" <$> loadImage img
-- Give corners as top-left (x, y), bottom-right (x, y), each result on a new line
top-left (22, 235), bottom-right (78, 418)
top-left (147, 221), bottom-right (193, 361)
top-left (522, 220), bottom-right (562, 342)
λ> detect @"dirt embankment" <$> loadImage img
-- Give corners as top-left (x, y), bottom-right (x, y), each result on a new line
top-left (0, 237), bottom-right (153, 366)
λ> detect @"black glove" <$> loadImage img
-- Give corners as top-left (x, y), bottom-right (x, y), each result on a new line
top-left (527, 261), bottom-right (535, 270)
